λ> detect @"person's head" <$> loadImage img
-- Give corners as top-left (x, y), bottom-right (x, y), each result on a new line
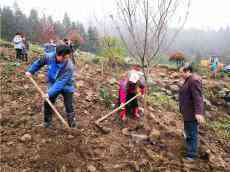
top-left (180, 63), bottom-right (193, 79)
top-left (56, 44), bottom-right (71, 62)
top-left (132, 64), bottom-right (141, 71)
top-left (63, 38), bottom-right (69, 45)
top-left (16, 32), bottom-right (21, 36)
top-left (128, 71), bottom-right (140, 85)
top-left (49, 39), bottom-right (54, 44)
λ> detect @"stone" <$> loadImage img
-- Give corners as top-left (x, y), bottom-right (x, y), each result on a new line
top-left (169, 85), bottom-right (179, 92)
top-left (149, 129), bottom-right (161, 141)
top-left (20, 134), bottom-right (32, 142)
top-left (87, 165), bottom-right (96, 172)
top-left (67, 135), bottom-right (74, 139)
top-left (204, 98), bottom-right (212, 109)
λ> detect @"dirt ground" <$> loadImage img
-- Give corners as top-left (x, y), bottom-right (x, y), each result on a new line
top-left (0, 51), bottom-right (230, 172)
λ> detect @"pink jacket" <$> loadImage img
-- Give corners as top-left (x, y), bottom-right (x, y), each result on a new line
top-left (119, 79), bottom-right (145, 103)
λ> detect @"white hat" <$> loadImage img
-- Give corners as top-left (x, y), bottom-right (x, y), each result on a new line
top-left (128, 71), bottom-right (140, 83)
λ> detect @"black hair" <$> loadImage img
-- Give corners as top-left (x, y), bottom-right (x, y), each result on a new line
top-left (182, 63), bottom-right (193, 73)
top-left (56, 44), bottom-right (71, 56)
top-left (63, 38), bottom-right (68, 42)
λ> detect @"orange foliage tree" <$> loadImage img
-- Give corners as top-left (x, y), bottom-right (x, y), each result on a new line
top-left (67, 30), bottom-right (84, 48)
top-left (169, 52), bottom-right (186, 68)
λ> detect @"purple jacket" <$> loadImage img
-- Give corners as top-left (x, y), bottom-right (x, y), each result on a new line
top-left (179, 74), bottom-right (204, 122)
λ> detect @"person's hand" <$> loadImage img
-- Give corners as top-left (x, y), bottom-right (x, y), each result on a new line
top-left (75, 92), bottom-right (80, 97)
top-left (25, 72), bottom-right (32, 77)
top-left (42, 93), bottom-right (49, 100)
top-left (195, 114), bottom-right (205, 124)
top-left (120, 103), bottom-right (126, 110)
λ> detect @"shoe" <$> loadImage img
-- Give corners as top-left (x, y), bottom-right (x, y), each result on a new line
top-left (184, 157), bottom-right (195, 162)
top-left (68, 118), bottom-right (77, 128)
top-left (43, 122), bottom-right (52, 128)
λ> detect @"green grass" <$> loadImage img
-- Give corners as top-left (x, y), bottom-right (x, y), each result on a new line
top-left (147, 92), bottom-right (178, 112)
top-left (206, 117), bottom-right (230, 140)
top-left (0, 38), bottom-right (14, 48)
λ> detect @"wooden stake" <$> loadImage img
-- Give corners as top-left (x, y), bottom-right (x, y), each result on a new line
top-left (95, 94), bottom-right (141, 124)
top-left (28, 76), bottom-right (70, 128)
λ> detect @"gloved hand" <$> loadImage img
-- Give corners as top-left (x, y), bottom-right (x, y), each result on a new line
top-left (43, 93), bottom-right (49, 100)
top-left (195, 114), bottom-right (205, 125)
top-left (25, 72), bottom-right (32, 77)
top-left (120, 103), bottom-right (126, 110)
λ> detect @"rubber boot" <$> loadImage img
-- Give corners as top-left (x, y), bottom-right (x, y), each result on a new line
top-left (67, 112), bottom-right (77, 128)
top-left (120, 110), bottom-right (126, 121)
top-left (133, 107), bottom-right (140, 119)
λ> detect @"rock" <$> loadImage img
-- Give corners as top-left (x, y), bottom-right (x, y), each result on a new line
top-left (166, 90), bottom-right (173, 96)
top-left (122, 128), bottom-right (130, 136)
top-left (131, 134), bottom-right (148, 143)
top-left (170, 72), bottom-right (179, 79)
top-left (67, 135), bottom-right (74, 139)
top-left (169, 85), bottom-right (179, 92)
top-left (20, 134), bottom-right (32, 142)
top-left (172, 94), bottom-right (179, 101)
top-left (7, 141), bottom-right (14, 146)
top-left (149, 129), bottom-right (161, 141)
top-left (204, 98), bottom-right (212, 109)
top-left (87, 165), bottom-right (96, 172)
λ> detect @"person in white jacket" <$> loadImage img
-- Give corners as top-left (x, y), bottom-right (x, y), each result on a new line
top-left (13, 32), bottom-right (24, 60)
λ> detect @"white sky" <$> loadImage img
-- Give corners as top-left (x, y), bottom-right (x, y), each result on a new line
top-left (1, 0), bottom-right (230, 30)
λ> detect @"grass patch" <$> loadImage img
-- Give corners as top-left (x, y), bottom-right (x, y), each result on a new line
top-left (147, 92), bottom-right (178, 112)
top-left (206, 117), bottom-right (230, 140)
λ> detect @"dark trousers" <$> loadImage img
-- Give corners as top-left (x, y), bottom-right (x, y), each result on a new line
top-left (184, 121), bottom-right (198, 158)
top-left (16, 49), bottom-right (22, 60)
top-left (44, 92), bottom-right (75, 124)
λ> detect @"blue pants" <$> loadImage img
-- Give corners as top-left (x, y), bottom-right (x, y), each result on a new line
top-left (184, 121), bottom-right (198, 158)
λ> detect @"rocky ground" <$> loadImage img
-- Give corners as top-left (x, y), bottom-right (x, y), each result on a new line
top-left (0, 46), bottom-right (230, 172)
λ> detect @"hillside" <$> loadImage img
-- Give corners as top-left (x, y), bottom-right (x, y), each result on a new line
top-left (0, 42), bottom-right (230, 172)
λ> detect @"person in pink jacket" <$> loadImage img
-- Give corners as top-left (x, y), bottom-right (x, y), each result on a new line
top-left (118, 70), bottom-right (145, 121)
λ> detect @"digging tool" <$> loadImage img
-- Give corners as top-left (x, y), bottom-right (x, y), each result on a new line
top-left (28, 76), bottom-right (70, 128)
top-left (95, 93), bottom-right (141, 124)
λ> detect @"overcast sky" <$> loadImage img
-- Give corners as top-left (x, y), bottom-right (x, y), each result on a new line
top-left (1, 0), bottom-right (230, 30)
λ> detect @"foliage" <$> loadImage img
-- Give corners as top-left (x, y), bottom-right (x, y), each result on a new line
top-left (147, 92), bottom-right (178, 112)
top-left (169, 52), bottom-right (186, 68)
top-left (99, 36), bottom-right (126, 65)
top-left (0, 4), bottom-right (99, 53)
top-left (99, 86), bottom-right (116, 109)
top-left (67, 30), bottom-right (84, 48)
top-left (206, 117), bottom-right (230, 140)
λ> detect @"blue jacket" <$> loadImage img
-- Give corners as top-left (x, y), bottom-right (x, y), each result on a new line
top-left (27, 54), bottom-right (76, 97)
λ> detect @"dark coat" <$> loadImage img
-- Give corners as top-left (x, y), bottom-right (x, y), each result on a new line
top-left (179, 74), bottom-right (204, 122)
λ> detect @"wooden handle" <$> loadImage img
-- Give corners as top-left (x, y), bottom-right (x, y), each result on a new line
top-left (28, 76), bottom-right (70, 128)
top-left (96, 94), bottom-right (141, 124)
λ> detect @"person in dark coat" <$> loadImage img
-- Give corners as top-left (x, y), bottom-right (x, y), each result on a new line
top-left (179, 63), bottom-right (205, 161)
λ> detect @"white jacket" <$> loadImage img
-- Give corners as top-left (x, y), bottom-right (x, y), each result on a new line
top-left (13, 35), bottom-right (23, 49)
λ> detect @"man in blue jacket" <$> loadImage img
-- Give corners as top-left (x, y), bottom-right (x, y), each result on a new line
top-left (26, 44), bottom-right (77, 128)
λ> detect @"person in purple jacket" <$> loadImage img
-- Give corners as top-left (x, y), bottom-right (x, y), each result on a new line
top-left (179, 63), bottom-right (205, 161)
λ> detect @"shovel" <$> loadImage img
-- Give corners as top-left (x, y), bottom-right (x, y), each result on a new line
top-left (28, 76), bottom-right (70, 128)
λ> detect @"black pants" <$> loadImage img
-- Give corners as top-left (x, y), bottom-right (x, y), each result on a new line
top-left (16, 49), bottom-right (22, 60)
top-left (118, 93), bottom-right (138, 115)
top-left (44, 92), bottom-right (75, 123)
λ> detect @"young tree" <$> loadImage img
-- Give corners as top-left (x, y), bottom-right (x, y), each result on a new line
top-left (112, 0), bottom-right (190, 84)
